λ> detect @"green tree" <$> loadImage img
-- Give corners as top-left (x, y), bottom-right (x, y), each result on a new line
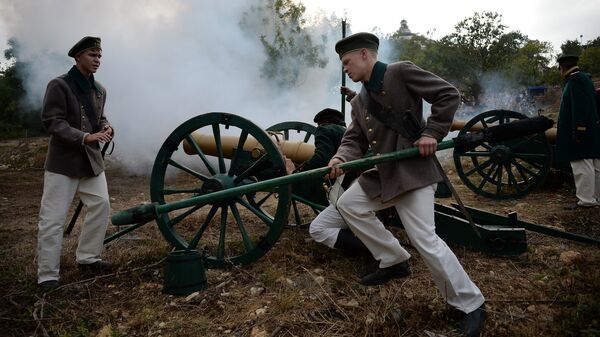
top-left (579, 47), bottom-right (600, 76)
top-left (560, 39), bottom-right (582, 56)
top-left (388, 12), bottom-right (554, 105)
top-left (241, 0), bottom-right (328, 88)
top-left (508, 39), bottom-right (553, 85)
top-left (0, 38), bottom-right (43, 139)
top-left (579, 37), bottom-right (600, 76)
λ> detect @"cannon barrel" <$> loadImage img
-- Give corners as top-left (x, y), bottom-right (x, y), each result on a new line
top-left (181, 120), bottom-right (557, 164)
top-left (451, 119), bottom-right (557, 143)
top-left (183, 132), bottom-right (316, 163)
top-left (112, 116), bottom-right (554, 226)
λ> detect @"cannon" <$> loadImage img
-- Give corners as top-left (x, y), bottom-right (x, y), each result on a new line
top-left (450, 109), bottom-right (559, 200)
top-left (105, 112), bottom-right (599, 269)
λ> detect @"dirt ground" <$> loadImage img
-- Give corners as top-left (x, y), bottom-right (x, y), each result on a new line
top-left (1, 137), bottom-right (599, 337)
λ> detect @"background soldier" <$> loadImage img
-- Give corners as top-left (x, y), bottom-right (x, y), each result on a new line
top-left (37, 36), bottom-right (114, 290)
top-left (555, 54), bottom-right (600, 210)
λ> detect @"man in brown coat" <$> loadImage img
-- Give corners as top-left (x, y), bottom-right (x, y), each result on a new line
top-left (326, 32), bottom-right (485, 336)
top-left (37, 36), bottom-right (113, 290)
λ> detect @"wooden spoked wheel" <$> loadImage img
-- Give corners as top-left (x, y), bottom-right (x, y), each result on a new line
top-left (453, 110), bottom-right (552, 199)
top-left (150, 112), bottom-right (291, 268)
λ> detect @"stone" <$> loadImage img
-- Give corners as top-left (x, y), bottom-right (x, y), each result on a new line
top-left (250, 287), bottom-right (264, 296)
top-left (559, 251), bottom-right (581, 265)
top-left (250, 327), bottom-right (267, 337)
top-left (185, 291), bottom-right (200, 302)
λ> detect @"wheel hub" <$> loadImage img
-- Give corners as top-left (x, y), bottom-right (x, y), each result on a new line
top-left (490, 145), bottom-right (513, 164)
top-left (201, 174), bottom-right (236, 203)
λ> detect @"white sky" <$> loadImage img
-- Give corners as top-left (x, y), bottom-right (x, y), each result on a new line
top-left (301, 0), bottom-right (600, 53)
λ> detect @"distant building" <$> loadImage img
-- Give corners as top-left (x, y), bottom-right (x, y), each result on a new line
top-left (396, 19), bottom-right (414, 40)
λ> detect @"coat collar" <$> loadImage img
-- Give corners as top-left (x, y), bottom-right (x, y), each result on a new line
top-left (68, 66), bottom-right (100, 93)
top-left (364, 61), bottom-right (387, 93)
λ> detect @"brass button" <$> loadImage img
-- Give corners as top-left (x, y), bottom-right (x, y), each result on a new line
top-left (380, 91), bottom-right (386, 96)
top-left (366, 116), bottom-right (370, 120)
top-left (376, 153), bottom-right (381, 155)
top-left (372, 140), bottom-right (377, 144)
top-left (368, 128), bottom-right (373, 133)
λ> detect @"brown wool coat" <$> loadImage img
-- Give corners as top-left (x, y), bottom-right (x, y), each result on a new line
top-left (41, 74), bottom-right (109, 177)
top-left (333, 61), bottom-right (459, 202)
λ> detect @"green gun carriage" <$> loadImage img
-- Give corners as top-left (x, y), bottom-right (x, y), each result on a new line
top-left (106, 111), bottom-right (597, 269)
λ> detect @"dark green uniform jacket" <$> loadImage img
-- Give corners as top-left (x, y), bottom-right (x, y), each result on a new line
top-left (293, 123), bottom-right (346, 207)
top-left (300, 123), bottom-right (346, 171)
top-left (555, 69), bottom-right (600, 163)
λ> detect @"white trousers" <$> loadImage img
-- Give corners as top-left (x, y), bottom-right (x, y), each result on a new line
top-left (571, 159), bottom-right (600, 206)
top-left (37, 171), bottom-right (110, 283)
top-left (336, 182), bottom-right (485, 313)
top-left (309, 204), bottom-right (348, 248)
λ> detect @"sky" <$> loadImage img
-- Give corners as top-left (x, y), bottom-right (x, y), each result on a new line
top-left (301, 0), bottom-right (600, 54)
top-left (0, 0), bottom-right (599, 172)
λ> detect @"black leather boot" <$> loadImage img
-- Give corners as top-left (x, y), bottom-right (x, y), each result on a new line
top-left (359, 259), bottom-right (411, 286)
top-left (460, 303), bottom-right (486, 337)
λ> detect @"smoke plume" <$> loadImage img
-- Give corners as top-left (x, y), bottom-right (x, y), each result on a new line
top-left (0, 0), bottom-right (349, 172)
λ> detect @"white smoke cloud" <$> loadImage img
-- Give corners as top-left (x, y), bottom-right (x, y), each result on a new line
top-left (0, 0), bottom-right (348, 173)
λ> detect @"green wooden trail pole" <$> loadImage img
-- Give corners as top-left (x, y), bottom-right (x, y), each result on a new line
top-left (112, 140), bottom-right (456, 225)
top-left (111, 116), bottom-right (555, 228)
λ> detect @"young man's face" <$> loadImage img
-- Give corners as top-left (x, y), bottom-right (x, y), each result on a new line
top-left (75, 48), bottom-right (102, 75)
top-left (341, 49), bottom-right (370, 82)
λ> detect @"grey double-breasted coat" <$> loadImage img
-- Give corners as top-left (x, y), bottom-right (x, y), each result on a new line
top-left (41, 66), bottom-right (110, 177)
top-left (333, 61), bottom-right (459, 202)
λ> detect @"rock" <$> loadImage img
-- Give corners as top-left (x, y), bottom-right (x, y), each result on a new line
top-left (312, 268), bottom-right (323, 274)
top-left (250, 286), bottom-right (264, 296)
top-left (489, 271), bottom-right (495, 277)
top-left (390, 309), bottom-right (403, 324)
top-left (516, 203), bottom-right (528, 209)
top-left (337, 299), bottom-right (359, 307)
top-left (216, 280), bottom-right (229, 288)
top-left (424, 331), bottom-right (448, 337)
top-left (365, 313), bottom-right (375, 325)
top-left (185, 291), bottom-right (200, 302)
top-left (276, 277), bottom-right (295, 286)
top-left (255, 307), bottom-right (267, 316)
top-left (95, 325), bottom-right (112, 337)
top-left (527, 305), bottom-right (536, 313)
top-left (250, 327), bottom-right (267, 337)
top-left (313, 276), bottom-right (325, 285)
top-left (559, 251), bottom-right (581, 265)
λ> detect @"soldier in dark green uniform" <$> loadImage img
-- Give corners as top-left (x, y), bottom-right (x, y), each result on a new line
top-left (300, 109), bottom-right (376, 270)
top-left (555, 54), bottom-right (600, 209)
top-left (295, 108), bottom-right (347, 171)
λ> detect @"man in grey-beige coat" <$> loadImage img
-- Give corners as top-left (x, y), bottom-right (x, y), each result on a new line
top-left (37, 36), bottom-right (114, 290)
top-left (325, 32), bottom-right (485, 337)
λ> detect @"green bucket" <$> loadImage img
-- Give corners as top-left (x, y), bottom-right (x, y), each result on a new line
top-left (163, 249), bottom-right (207, 295)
